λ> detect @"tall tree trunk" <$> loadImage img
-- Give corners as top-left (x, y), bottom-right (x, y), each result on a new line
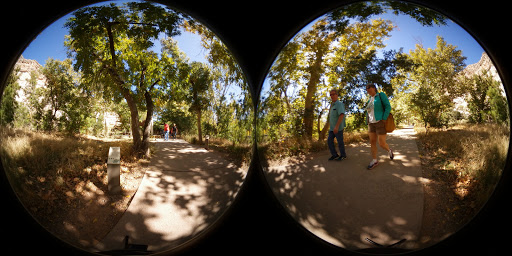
top-left (318, 110), bottom-right (329, 141)
top-left (320, 119), bottom-right (329, 141)
top-left (106, 23), bottom-right (144, 156)
top-left (192, 87), bottom-right (203, 144)
top-left (121, 88), bottom-right (143, 153)
top-left (142, 91), bottom-right (154, 158)
top-left (197, 108), bottom-right (202, 144)
top-left (104, 64), bottom-right (144, 155)
top-left (303, 33), bottom-right (333, 141)
top-left (141, 81), bottom-right (158, 158)
top-left (303, 50), bottom-right (323, 140)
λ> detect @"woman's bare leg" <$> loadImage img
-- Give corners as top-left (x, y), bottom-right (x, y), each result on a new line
top-left (378, 134), bottom-right (390, 152)
top-left (369, 132), bottom-right (378, 159)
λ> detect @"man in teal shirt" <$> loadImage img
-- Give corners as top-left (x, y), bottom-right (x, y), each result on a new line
top-left (328, 89), bottom-right (347, 161)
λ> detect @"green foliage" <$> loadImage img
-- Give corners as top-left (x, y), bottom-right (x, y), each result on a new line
top-left (399, 36), bottom-right (466, 129)
top-left (487, 84), bottom-right (509, 125)
top-left (3, 1), bottom-right (251, 167)
top-left (259, 1), bottom-right (448, 142)
top-left (344, 112), bottom-right (366, 131)
top-left (465, 70), bottom-right (509, 125)
top-left (41, 58), bottom-right (91, 134)
top-left (410, 86), bottom-right (450, 128)
top-left (64, 2), bottom-right (186, 155)
top-left (159, 100), bottom-right (194, 134)
top-left (262, 17), bottom-right (395, 141)
top-left (4, 59), bottom-right (93, 134)
top-left (159, 21), bottom-right (253, 146)
top-left (0, 68), bottom-right (20, 126)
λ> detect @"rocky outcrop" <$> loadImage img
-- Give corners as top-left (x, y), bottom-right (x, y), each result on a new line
top-left (454, 52), bottom-right (505, 118)
top-left (13, 55), bottom-right (46, 103)
top-left (15, 55), bottom-right (42, 73)
top-left (461, 52), bottom-right (502, 85)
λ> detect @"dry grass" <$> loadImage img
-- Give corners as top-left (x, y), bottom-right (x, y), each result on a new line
top-left (415, 123), bottom-right (509, 204)
top-left (258, 130), bottom-right (369, 164)
top-left (1, 128), bottom-right (141, 190)
top-left (413, 123), bottom-right (509, 247)
top-left (0, 127), bottom-right (148, 249)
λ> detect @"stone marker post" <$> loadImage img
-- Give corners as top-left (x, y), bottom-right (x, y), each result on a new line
top-left (205, 135), bottom-right (209, 150)
top-left (107, 147), bottom-right (121, 194)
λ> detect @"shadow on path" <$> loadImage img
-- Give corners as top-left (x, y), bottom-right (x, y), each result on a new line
top-left (94, 139), bottom-right (247, 253)
top-left (263, 128), bottom-right (426, 251)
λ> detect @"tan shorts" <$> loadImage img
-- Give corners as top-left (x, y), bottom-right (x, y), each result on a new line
top-left (368, 120), bottom-right (387, 135)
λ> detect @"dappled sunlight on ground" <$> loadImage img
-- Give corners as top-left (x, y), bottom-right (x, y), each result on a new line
top-left (95, 139), bottom-right (247, 253)
top-left (263, 128), bottom-right (425, 251)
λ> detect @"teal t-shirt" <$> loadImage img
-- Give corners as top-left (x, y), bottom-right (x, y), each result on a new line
top-left (329, 100), bottom-right (346, 131)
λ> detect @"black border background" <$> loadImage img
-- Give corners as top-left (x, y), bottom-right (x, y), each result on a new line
top-left (1, 0), bottom-right (511, 255)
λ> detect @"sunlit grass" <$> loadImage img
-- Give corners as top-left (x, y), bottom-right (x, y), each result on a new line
top-left (0, 127), bottom-right (141, 189)
top-left (0, 126), bottom-right (146, 218)
top-left (0, 126), bottom-right (150, 247)
top-left (415, 123), bottom-right (509, 202)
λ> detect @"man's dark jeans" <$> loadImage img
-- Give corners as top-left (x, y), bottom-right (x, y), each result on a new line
top-left (328, 130), bottom-right (347, 158)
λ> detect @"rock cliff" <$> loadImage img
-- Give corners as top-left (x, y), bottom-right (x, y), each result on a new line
top-left (13, 56), bottom-right (46, 102)
top-left (454, 52), bottom-right (505, 117)
top-left (15, 55), bottom-right (42, 73)
top-left (461, 52), bottom-right (502, 85)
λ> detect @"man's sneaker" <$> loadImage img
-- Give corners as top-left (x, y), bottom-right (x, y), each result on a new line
top-left (336, 156), bottom-right (347, 161)
top-left (367, 160), bottom-right (379, 170)
top-left (389, 149), bottom-right (394, 160)
top-left (328, 155), bottom-right (339, 161)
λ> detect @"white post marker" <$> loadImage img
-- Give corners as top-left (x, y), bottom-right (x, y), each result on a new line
top-left (205, 135), bottom-right (209, 150)
top-left (107, 147), bottom-right (121, 194)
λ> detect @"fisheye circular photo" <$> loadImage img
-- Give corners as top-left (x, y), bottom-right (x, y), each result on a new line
top-left (256, 0), bottom-right (509, 253)
top-left (0, 0), bottom-right (252, 254)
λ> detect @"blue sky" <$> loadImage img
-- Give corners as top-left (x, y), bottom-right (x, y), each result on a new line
top-left (379, 12), bottom-right (484, 65)
top-left (21, 5), bottom-right (206, 66)
top-left (22, 2), bottom-right (485, 79)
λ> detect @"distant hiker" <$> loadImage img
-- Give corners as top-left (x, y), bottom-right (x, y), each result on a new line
top-left (164, 123), bottom-right (169, 141)
top-left (171, 123), bottom-right (178, 139)
top-left (327, 89), bottom-right (347, 161)
top-left (364, 83), bottom-right (394, 170)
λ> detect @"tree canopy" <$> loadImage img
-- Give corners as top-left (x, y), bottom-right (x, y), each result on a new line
top-left (64, 2), bottom-right (187, 156)
top-left (259, 1), bottom-right (450, 142)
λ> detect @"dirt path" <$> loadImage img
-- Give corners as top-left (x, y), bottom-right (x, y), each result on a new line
top-left (263, 128), bottom-right (426, 251)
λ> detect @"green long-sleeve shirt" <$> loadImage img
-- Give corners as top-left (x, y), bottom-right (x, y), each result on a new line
top-left (365, 92), bottom-right (391, 124)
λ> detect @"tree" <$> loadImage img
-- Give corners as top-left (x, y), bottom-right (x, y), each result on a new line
top-left (263, 1), bottom-right (447, 141)
top-left (326, 19), bottom-right (397, 109)
top-left (186, 62), bottom-right (213, 144)
top-left (487, 82), bottom-right (509, 125)
top-left (410, 85), bottom-right (449, 129)
top-left (65, 2), bottom-right (184, 157)
top-left (41, 58), bottom-right (91, 133)
top-left (403, 36), bottom-right (466, 128)
top-left (184, 20), bottom-right (252, 143)
top-left (465, 70), bottom-right (509, 124)
top-left (0, 68), bottom-right (20, 126)
top-left (265, 18), bottom-right (394, 141)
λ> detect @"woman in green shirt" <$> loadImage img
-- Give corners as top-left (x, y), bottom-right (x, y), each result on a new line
top-left (365, 83), bottom-right (394, 170)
